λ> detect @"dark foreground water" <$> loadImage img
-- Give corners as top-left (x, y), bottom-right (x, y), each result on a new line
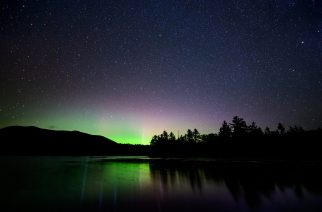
top-left (1, 157), bottom-right (322, 212)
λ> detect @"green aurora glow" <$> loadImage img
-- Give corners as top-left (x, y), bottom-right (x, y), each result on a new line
top-left (1, 105), bottom-right (217, 145)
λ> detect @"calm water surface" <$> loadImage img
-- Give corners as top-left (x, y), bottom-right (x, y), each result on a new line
top-left (1, 156), bottom-right (322, 211)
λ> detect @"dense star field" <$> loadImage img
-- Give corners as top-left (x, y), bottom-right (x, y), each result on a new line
top-left (0, 0), bottom-right (321, 144)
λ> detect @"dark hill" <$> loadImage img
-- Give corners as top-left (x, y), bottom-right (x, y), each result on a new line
top-left (0, 126), bottom-right (117, 155)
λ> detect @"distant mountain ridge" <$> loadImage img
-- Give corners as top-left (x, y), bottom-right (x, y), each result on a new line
top-left (0, 126), bottom-right (117, 155)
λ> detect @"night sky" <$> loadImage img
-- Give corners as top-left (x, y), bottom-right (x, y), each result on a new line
top-left (1, 0), bottom-right (321, 144)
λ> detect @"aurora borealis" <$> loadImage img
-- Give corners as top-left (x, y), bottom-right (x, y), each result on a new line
top-left (1, 0), bottom-right (321, 144)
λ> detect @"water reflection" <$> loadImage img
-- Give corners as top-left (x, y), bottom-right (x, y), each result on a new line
top-left (149, 161), bottom-right (322, 210)
top-left (0, 157), bottom-right (322, 212)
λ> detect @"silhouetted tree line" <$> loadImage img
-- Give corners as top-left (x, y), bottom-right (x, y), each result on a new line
top-left (151, 116), bottom-right (306, 145)
top-left (150, 116), bottom-right (322, 159)
top-left (151, 128), bottom-right (202, 145)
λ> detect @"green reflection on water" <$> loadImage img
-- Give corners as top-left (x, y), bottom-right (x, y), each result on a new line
top-left (2, 157), bottom-right (322, 212)
top-left (81, 161), bottom-right (151, 200)
top-left (0, 157), bottom-right (152, 211)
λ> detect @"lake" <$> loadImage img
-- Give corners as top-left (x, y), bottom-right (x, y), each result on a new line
top-left (1, 156), bottom-right (322, 211)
